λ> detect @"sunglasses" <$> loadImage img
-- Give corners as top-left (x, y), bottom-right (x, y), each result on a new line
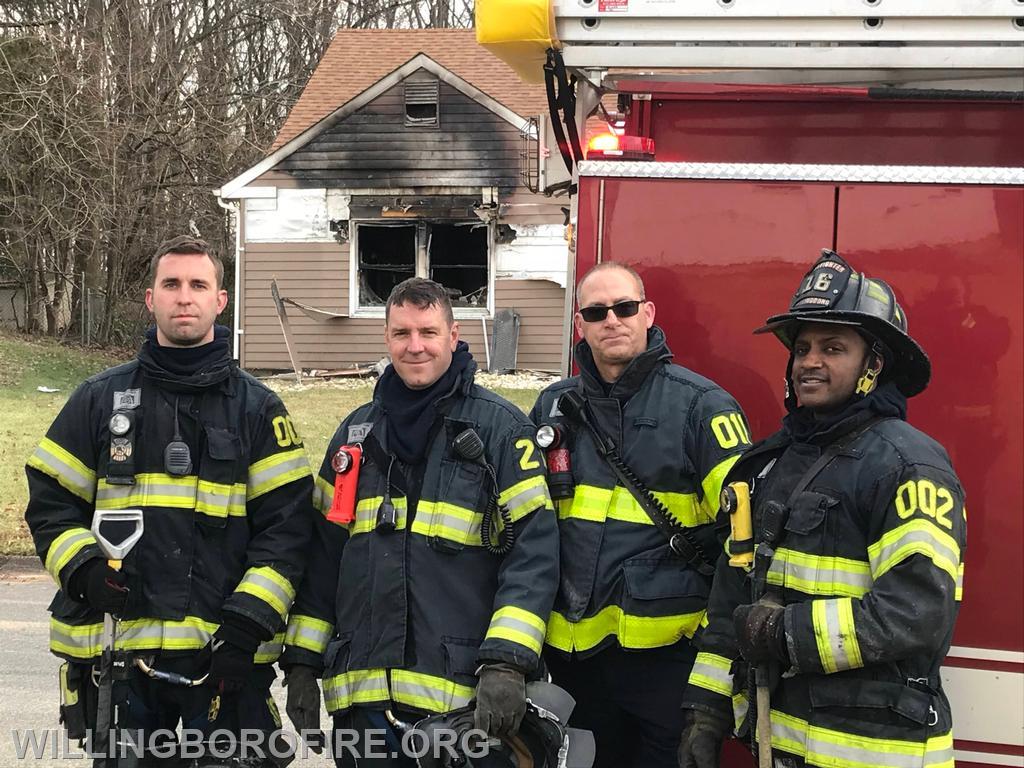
top-left (578, 300), bottom-right (642, 323)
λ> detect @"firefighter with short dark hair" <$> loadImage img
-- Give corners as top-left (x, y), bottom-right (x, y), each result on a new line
top-left (679, 251), bottom-right (966, 768)
top-left (531, 262), bottom-right (751, 768)
top-left (25, 235), bottom-right (314, 764)
top-left (282, 277), bottom-right (558, 766)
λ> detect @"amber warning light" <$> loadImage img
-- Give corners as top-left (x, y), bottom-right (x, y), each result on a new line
top-left (586, 133), bottom-right (656, 160)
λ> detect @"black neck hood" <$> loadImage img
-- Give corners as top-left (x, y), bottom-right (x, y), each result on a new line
top-left (783, 380), bottom-right (908, 445)
top-left (375, 341), bottom-right (476, 465)
top-left (576, 326), bottom-right (672, 403)
top-left (138, 325), bottom-right (235, 392)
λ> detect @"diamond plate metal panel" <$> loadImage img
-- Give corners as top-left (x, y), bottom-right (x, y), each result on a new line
top-left (578, 161), bottom-right (1024, 185)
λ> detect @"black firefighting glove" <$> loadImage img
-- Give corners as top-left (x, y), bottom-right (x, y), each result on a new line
top-left (678, 709), bottom-right (731, 768)
top-left (733, 602), bottom-right (789, 666)
top-left (68, 559), bottom-right (129, 615)
top-left (285, 664), bottom-right (324, 753)
top-left (209, 615), bottom-right (263, 693)
top-left (474, 663), bottom-right (527, 738)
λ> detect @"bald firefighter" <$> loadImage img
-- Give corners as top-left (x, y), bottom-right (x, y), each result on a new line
top-left (679, 251), bottom-right (966, 768)
top-left (531, 262), bottom-right (751, 768)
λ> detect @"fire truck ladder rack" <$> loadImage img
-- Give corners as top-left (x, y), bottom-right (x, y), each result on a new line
top-left (552, 0), bottom-right (1024, 73)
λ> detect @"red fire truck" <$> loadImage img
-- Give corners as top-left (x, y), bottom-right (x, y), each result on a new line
top-left (479, 3), bottom-right (1023, 766)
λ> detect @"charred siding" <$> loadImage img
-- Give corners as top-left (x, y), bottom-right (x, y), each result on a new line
top-left (275, 72), bottom-right (524, 190)
top-left (242, 241), bottom-right (563, 373)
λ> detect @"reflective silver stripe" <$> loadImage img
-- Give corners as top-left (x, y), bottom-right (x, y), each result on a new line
top-left (237, 570), bottom-right (294, 618)
top-left (255, 636), bottom-right (283, 663)
top-left (768, 552), bottom-right (873, 597)
top-left (502, 481), bottom-right (549, 517)
top-left (391, 673), bottom-right (474, 713)
top-left (45, 529), bottom-right (95, 581)
top-left (816, 599), bottom-right (858, 673)
top-left (690, 657), bottom-right (733, 696)
top-left (869, 524), bottom-right (960, 581)
top-left (196, 484), bottom-right (245, 515)
top-left (313, 477), bottom-right (334, 514)
top-left (285, 617), bottom-right (333, 654)
top-left (50, 619), bottom-right (214, 658)
top-left (487, 612), bottom-right (545, 653)
top-left (323, 671), bottom-right (390, 711)
top-left (806, 732), bottom-right (939, 768)
top-left (29, 441), bottom-right (95, 502)
top-left (248, 452), bottom-right (309, 498)
top-left (732, 694), bottom-right (749, 734)
top-left (96, 480), bottom-right (196, 506)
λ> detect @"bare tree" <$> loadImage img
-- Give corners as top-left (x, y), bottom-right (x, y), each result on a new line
top-left (0, 0), bottom-right (471, 342)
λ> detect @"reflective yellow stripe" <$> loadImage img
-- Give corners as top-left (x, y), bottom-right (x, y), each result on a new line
top-left (313, 475), bottom-right (334, 515)
top-left (770, 709), bottom-right (954, 768)
top-left (499, 476), bottom-right (553, 521)
top-left (351, 496), bottom-right (408, 536)
top-left (96, 473), bottom-right (197, 510)
top-left (689, 651), bottom-right (733, 697)
top-left (235, 566), bottom-right (296, 619)
top-left (412, 500), bottom-right (480, 545)
top-left (323, 669), bottom-right (390, 712)
top-left (868, 519), bottom-right (960, 584)
top-left (51, 616), bottom-right (284, 663)
top-left (811, 598), bottom-right (863, 674)
top-left (28, 438), bottom-right (96, 502)
top-left (955, 562), bottom-right (964, 602)
top-left (768, 549), bottom-right (873, 598)
top-left (485, 606), bottom-right (546, 656)
top-left (546, 605), bottom-right (705, 652)
top-left (255, 632), bottom-right (285, 664)
top-left (196, 480), bottom-right (246, 517)
top-left (391, 670), bottom-right (474, 714)
top-left (700, 454), bottom-right (741, 520)
top-left (285, 614), bottom-right (334, 655)
top-left (559, 484), bottom-right (710, 527)
top-left (44, 528), bottom-right (97, 583)
top-left (50, 616), bottom-right (218, 658)
top-left (247, 448), bottom-right (311, 500)
top-left (97, 473), bottom-right (248, 518)
top-left (732, 692), bottom-right (749, 734)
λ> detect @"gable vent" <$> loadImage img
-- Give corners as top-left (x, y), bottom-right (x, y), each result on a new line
top-left (404, 79), bottom-right (439, 127)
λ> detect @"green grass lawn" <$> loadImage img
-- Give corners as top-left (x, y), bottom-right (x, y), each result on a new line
top-left (0, 331), bottom-right (547, 555)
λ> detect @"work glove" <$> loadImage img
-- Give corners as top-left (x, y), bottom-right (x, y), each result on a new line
top-left (474, 663), bottom-right (527, 739)
top-left (733, 601), bottom-right (789, 666)
top-left (677, 709), bottom-right (731, 768)
top-left (68, 559), bottom-right (129, 614)
top-left (209, 616), bottom-right (263, 693)
top-left (284, 664), bottom-right (323, 753)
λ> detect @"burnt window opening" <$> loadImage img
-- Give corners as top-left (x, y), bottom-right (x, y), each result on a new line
top-left (404, 79), bottom-right (439, 127)
top-left (429, 224), bottom-right (489, 308)
top-left (357, 225), bottom-right (416, 306)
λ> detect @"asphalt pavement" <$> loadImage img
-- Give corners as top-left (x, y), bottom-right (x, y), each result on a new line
top-left (0, 557), bottom-right (331, 768)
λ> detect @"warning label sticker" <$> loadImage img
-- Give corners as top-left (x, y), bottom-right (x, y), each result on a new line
top-left (598, 0), bottom-right (627, 11)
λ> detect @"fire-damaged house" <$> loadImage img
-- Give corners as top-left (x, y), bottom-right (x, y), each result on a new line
top-left (217, 29), bottom-right (569, 373)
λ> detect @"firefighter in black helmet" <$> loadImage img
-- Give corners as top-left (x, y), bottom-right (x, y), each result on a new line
top-left (678, 251), bottom-right (966, 768)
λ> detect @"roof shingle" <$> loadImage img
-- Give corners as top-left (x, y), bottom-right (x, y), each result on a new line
top-left (270, 28), bottom-right (549, 151)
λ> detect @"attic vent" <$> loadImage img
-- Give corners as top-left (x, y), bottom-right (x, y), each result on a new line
top-left (404, 80), bottom-right (439, 127)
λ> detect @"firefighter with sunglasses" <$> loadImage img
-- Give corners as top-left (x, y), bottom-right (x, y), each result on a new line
top-left (530, 262), bottom-right (751, 768)
top-left (679, 251), bottom-right (966, 768)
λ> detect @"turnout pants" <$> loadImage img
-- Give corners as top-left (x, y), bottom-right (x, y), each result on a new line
top-left (72, 657), bottom-right (285, 767)
top-left (545, 640), bottom-right (697, 768)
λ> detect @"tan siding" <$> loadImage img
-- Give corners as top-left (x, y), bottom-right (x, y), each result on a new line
top-left (492, 280), bottom-right (565, 372)
top-left (241, 259), bottom-right (566, 373)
